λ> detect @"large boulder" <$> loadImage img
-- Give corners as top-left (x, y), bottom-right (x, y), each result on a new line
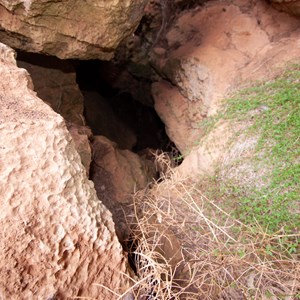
top-left (152, 81), bottom-right (203, 155)
top-left (0, 0), bottom-right (148, 60)
top-left (151, 0), bottom-right (300, 154)
top-left (0, 43), bottom-right (130, 299)
top-left (17, 55), bottom-right (93, 175)
top-left (91, 135), bottom-right (156, 242)
top-left (92, 135), bottom-right (155, 205)
top-left (67, 123), bottom-right (93, 175)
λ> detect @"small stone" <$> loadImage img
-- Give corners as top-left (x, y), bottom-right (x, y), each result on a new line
top-left (153, 47), bottom-right (167, 57)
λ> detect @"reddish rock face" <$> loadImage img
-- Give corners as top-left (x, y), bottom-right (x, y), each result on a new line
top-left (151, 0), bottom-right (300, 155)
top-left (91, 135), bottom-right (155, 204)
top-left (91, 135), bottom-right (156, 243)
top-left (0, 43), bottom-right (130, 299)
top-left (67, 123), bottom-right (93, 175)
top-left (152, 81), bottom-right (203, 155)
top-left (18, 58), bottom-right (84, 125)
top-left (0, 0), bottom-right (148, 59)
top-left (270, 0), bottom-right (300, 17)
top-left (17, 57), bottom-right (94, 175)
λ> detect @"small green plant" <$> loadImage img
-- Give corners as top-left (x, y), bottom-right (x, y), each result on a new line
top-left (265, 244), bottom-right (274, 256)
top-left (201, 65), bottom-right (300, 236)
top-left (123, 65), bottom-right (300, 300)
top-left (287, 242), bottom-right (298, 254)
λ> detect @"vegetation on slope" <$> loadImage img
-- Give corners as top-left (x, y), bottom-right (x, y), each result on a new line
top-left (102, 65), bottom-right (299, 300)
top-left (203, 65), bottom-right (300, 243)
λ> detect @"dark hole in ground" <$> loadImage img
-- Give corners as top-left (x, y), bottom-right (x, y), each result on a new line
top-left (15, 52), bottom-right (182, 280)
top-left (75, 60), bottom-right (183, 278)
top-left (74, 60), bottom-right (175, 153)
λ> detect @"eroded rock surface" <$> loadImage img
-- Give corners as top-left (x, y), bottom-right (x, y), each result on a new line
top-left (152, 81), bottom-right (202, 155)
top-left (18, 56), bottom-right (84, 125)
top-left (0, 43), bottom-right (130, 299)
top-left (270, 0), bottom-right (300, 17)
top-left (151, 0), bottom-right (300, 154)
top-left (0, 0), bottom-right (148, 59)
top-left (92, 135), bottom-right (155, 205)
top-left (67, 123), bottom-right (93, 175)
top-left (91, 135), bottom-right (156, 242)
top-left (17, 56), bottom-right (94, 175)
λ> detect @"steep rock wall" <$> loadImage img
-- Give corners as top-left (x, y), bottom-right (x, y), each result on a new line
top-left (18, 58), bottom-right (84, 125)
top-left (0, 0), bottom-right (148, 59)
top-left (0, 43), bottom-right (130, 299)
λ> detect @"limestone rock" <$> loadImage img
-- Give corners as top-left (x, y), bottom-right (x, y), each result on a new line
top-left (176, 121), bottom-right (235, 178)
top-left (17, 56), bottom-right (94, 175)
top-left (91, 135), bottom-right (155, 205)
top-left (152, 81), bottom-right (203, 156)
top-left (17, 56), bottom-right (84, 125)
top-left (151, 0), bottom-right (300, 154)
top-left (162, 57), bottom-right (212, 103)
top-left (0, 43), bottom-right (130, 299)
top-left (67, 123), bottom-right (93, 175)
top-left (0, 0), bottom-right (148, 60)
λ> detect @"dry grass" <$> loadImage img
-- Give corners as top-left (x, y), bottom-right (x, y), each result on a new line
top-left (120, 156), bottom-right (300, 299)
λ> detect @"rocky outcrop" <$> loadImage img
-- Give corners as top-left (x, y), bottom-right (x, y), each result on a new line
top-left (0, 43), bottom-right (130, 299)
top-left (92, 135), bottom-right (155, 205)
top-left (270, 0), bottom-right (300, 17)
top-left (18, 56), bottom-right (84, 125)
top-left (176, 121), bottom-right (236, 178)
top-left (17, 56), bottom-right (94, 175)
top-left (91, 135), bottom-right (156, 243)
top-left (151, 0), bottom-right (300, 154)
top-left (152, 81), bottom-right (203, 155)
top-left (67, 123), bottom-right (93, 175)
top-left (0, 0), bottom-right (148, 60)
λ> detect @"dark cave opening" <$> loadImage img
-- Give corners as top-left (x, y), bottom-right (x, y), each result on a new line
top-left (74, 60), bottom-right (173, 153)
top-left (15, 51), bottom-right (182, 250)
top-left (16, 51), bottom-right (178, 156)
top-left (74, 59), bottom-right (183, 258)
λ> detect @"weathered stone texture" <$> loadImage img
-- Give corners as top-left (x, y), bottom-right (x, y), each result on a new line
top-left (152, 81), bottom-right (202, 155)
top-left (18, 58), bottom-right (84, 125)
top-left (17, 56), bottom-right (94, 175)
top-left (270, 0), bottom-right (300, 17)
top-left (0, 0), bottom-right (148, 59)
top-left (67, 123), bottom-right (93, 175)
top-left (92, 135), bottom-right (155, 204)
top-left (152, 0), bottom-right (300, 154)
top-left (0, 43), bottom-right (129, 299)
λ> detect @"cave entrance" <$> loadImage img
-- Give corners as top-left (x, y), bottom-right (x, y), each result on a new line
top-left (16, 52), bottom-right (176, 155)
top-left (74, 60), bottom-right (172, 153)
top-left (15, 51), bottom-right (181, 245)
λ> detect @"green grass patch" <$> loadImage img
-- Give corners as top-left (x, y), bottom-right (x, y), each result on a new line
top-left (199, 65), bottom-right (300, 237)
